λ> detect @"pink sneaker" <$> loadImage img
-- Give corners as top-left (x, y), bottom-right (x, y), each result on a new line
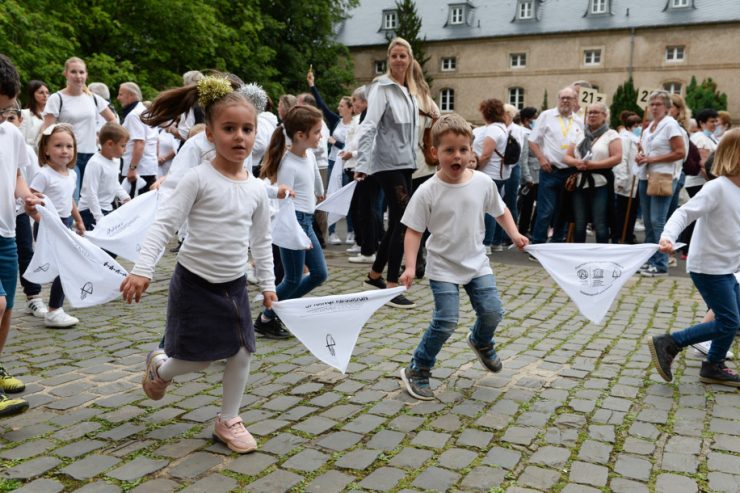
top-left (213, 414), bottom-right (257, 453)
top-left (142, 349), bottom-right (169, 400)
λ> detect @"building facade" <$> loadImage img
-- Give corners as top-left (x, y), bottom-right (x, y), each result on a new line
top-left (336, 0), bottom-right (740, 124)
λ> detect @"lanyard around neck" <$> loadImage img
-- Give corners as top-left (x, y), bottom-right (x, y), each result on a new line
top-left (557, 115), bottom-right (573, 139)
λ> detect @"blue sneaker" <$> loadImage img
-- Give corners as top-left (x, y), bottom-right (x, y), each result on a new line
top-left (467, 333), bottom-right (503, 372)
top-left (400, 365), bottom-right (434, 400)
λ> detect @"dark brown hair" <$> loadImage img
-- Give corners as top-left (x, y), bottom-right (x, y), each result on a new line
top-left (260, 105), bottom-right (323, 182)
top-left (99, 121), bottom-right (129, 145)
top-left (479, 98), bottom-right (505, 124)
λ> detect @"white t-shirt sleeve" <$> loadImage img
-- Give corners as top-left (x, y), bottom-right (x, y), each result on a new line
top-left (125, 113), bottom-right (147, 141)
top-left (43, 93), bottom-right (61, 118)
top-left (93, 94), bottom-right (108, 115)
top-left (485, 179), bottom-right (507, 218)
top-left (29, 169), bottom-right (49, 193)
top-left (401, 188), bottom-right (431, 233)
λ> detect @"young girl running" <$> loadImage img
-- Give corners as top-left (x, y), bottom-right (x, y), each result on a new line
top-left (121, 77), bottom-right (276, 453)
top-left (256, 105), bottom-right (328, 339)
top-left (648, 128), bottom-right (740, 387)
top-left (30, 124), bottom-right (85, 328)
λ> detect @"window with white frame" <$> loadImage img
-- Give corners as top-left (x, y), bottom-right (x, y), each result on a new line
top-left (508, 87), bottom-right (525, 109)
top-left (665, 45), bottom-right (685, 62)
top-left (449, 6), bottom-right (465, 24)
top-left (663, 81), bottom-right (683, 94)
top-left (591, 0), bottom-right (608, 14)
top-left (374, 60), bottom-right (387, 75)
top-left (671, 0), bottom-right (690, 8)
top-left (383, 10), bottom-right (398, 30)
top-left (584, 49), bottom-right (602, 65)
top-left (510, 53), bottom-right (527, 68)
top-left (518, 0), bottom-right (534, 19)
top-left (439, 88), bottom-right (455, 112)
top-left (441, 57), bottom-right (457, 71)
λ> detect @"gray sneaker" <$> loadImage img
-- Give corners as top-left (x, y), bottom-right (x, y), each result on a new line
top-left (400, 366), bottom-right (434, 400)
top-left (648, 334), bottom-right (681, 382)
top-left (467, 333), bottom-right (502, 372)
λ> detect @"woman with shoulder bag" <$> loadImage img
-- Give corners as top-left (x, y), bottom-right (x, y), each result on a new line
top-left (635, 91), bottom-right (686, 277)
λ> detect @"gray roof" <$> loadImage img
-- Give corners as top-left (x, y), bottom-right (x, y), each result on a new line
top-left (336, 0), bottom-right (740, 47)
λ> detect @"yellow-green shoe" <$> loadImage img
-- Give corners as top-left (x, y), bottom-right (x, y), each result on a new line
top-left (0, 393), bottom-right (29, 417)
top-left (0, 366), bottom-right (25, 393)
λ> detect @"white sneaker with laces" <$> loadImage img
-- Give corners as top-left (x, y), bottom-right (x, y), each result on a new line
top-left (26, 298), bottom-right (48, 318)
top-left (44, 308), bottom-right (79, 328)
top-left (345, 232), bottom-right (355, 244)
top-left (484, 246), bottom-right (492, 255)
top-left (346, 244), bottom-right (361, 253)
top-left (348, 254), bottom-right (375, 264)
top-left (328, 233), bottom-right (342, 245)
top-left (691, 340), bottom-right (734, 360)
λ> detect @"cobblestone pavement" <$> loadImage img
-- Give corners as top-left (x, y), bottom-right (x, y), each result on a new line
top-left (1, 244), bottom-right (738, 493)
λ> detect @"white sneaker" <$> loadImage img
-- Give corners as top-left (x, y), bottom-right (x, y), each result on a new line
top-left (346, 244), bottom-right (361, 253)
top-left (491, 244), bottom-right (504, 252)
top-left (634, 220), bottom-right (645, 232)
top-left (246, 264), bottom-right (258, 284)
top-left (348, 254), bottom-right (375, 264)
top-left (26, 298), bottom-right (48, 318)
top-left (328, 233), bottom-right (342, 245)
top-left (345, 233), bottom-right (355, 244)
top-left (44, 308), bottom-right (79, 328)
top-left (484, 246), bottom-right (492, 255)
top-left (691, 341), bottom-right (734, 360)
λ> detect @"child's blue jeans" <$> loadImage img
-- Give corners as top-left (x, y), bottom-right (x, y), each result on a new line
top-left (263, 211), bottom-right (328, 319)
top-left (412, 274), bottom-right (504, 370)
top-left (670, 272), bottom-right (740, 364)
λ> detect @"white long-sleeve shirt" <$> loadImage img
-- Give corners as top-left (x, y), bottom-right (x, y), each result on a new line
top-left (277, 151), bottom-right (324, 214)
top-left (132, 161), bottom-right (275, 289)
top-left (79, 152), bottom-right (130, 222)
top-left (661, 176), bottom-right (740, 275)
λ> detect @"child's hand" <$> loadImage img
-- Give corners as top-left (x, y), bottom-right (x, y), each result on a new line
top-left (658, 238), bottom-right (674, 253)
top-left (75, 221), bottom-right (85, 236)
top-left (512, 233), bottom-right (529, 251)
top-left (24, 193), bottom-right (44, 221)
top-left (262, 291), bottom-right (277, 309)
top-left (399, 268), bottom-right (414, 288)
top-left (120, 274), bottom-right (151, 304)
top-left (277, 185), bottom-right (295, 199)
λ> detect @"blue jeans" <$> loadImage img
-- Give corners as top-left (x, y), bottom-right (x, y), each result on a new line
top-left (487, 166), bottom-right (520, 246)
top-left (0, 236), bottom-right (19, 310)
top-left (264, 211), bottom-right (328, 319)
top-left (572, 184), bottom-right (610, 243)
top-left (484, 179), bottom-right (506, 246)
top-left (532, 167), bottom-right (576, 244)
top-left (670, 273), bottom-right (740, 364)
top-left (412, 274), bottom-right (504, 370)
top-left (668, 171), bottom-right (686, 219)
top-left (74, 152), bottom-right (94, 202)
top-left (638, 178), bottom-right (676, 272)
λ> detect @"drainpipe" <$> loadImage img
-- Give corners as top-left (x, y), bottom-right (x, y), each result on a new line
top-left (628, 26), bottom-right (635, 79)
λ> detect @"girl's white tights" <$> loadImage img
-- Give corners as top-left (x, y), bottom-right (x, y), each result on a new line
top-left (157, 347), bottom-right (252, 420)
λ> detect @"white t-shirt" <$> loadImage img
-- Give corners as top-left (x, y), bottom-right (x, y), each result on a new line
top-left (638, 116), bottom-right (684, 179)
top-left (473, 122), bottom-right (508, 180)
top-left (528, 108), bottom-right (584, 169)
top-left (122, 102), bottom-right (159, 177)
top-left (687, 131), bottom-right (718, 188)
top-left (79, 152), bottom-right (131, 222)
top-left (30, 166), bottom-right (77, 218)
top-left (402, 171), bottom-right (506, 284)
top-left (43, 92), bottom-right (108, 153)
top-left (277, 151), bottom-right (325, 213)
top-left (132, 161), bottom-right (275, 288)
top-left (662, 176), bottom-right (740, 275)
top-left (311, 121), bottom-right (331, 169)
top-left (20, 109), bottom-right (43, 147)
top-left (574, 129), bottom-right (620, 188)
top-left (0, 123), bottom-right (32, 237)
top-left (614, 130), bottom-right (639, 198)
top-left (252, 112), bottom-right (277, 165)
top-left (157, 129), bottom-right (178, 178)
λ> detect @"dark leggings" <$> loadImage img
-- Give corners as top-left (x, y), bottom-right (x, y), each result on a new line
top-left (371, 169), bottom-right (413, 284)
top-left (351, 174), bottom-right (383, 257)
top-left (16, 213), bottom-right (41, 297)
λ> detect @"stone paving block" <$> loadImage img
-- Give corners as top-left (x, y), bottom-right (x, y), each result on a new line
top-left (283, 448), bottom-right (330, 472)
top-left (530, 446), bottom-right (571, 468)
top-left (412, 466), bottom-right (460, 492)
top-left (655, 473), bottom-right (698, 493)
top-left (245, 469), bottom-right (303, 493)
top-left (359, 466), bottom-right (406, 492)
top-left (0, 438), bottom-right (55, 460)
top-left (661, 452), bottom-right (699, 473)
top-left (518, 465), bottom-right (561, 490)
top-left (588, 424), bottom-right (615, 443)
top-left (2, 456), bottom-right (61, 479)
top-left (106, 457), bottom-right (168, 481)
top-left (2, 423), bottom-right (57, 442)
top-left (168, 451), bottom-right (223, 479)
top-left (456, 428), bottom-right (493, 449)
top-left (336, 449), bottom-right (381, 470)
top-left (51, 421), bottom-right (102, 441)
top-left (501, 426), bottom-right (538, 446)
top-left (708, 451), bottom-right (740, 473)
top-left (317, 430), bottom-right (363, 451)
top-left (389, 447), bottom-right (434, 469)
top-left (614, 454), bottom-right (652, 481)
top-left (610, 478), bottom-right (650, 493)
top-left (561, 484), bottom-right (602, 493)
top-left (437, 448), bottom-right (478, 469)
top-left (622, 437), bottom-right (655, 455)
top-left (60, 454), bottom-right (121, 480)
top-left (411, 430), bottom-right (451, 448)
top-left (146, 422), bottom-right (194, 440)
top-left (708, 472), bottom-right (740, 493)
top-left (306, 470), bottom-right (354, 493)
top-left (712, 434), bottom-right (740, 453)
top-left (342, 413), bottom-right (386, 433)
top-left (226, 452), bottom-right (277, 476)
top-left (12, 478), bottom-right (64, 493)
top-left (569, 461), bottom-right (608, 487)
top-left (72, 481), bottom-right (122, 493)
top-left (577, 440), bottom-right (611, 464)
top-left (388, 414), bottom-right (425, 432)
top-left (260, 433), bottom-right (307, 455)
top-left (154, 438), bottom-right (207, 459)
top-left (482, 446), bottom-right (522, 470)
top-left (97, 423), bottom-right (145, 441)
top-left (459, 465), bottom-right (506, 491)
top-left (366, 429), bottom-right (404, 451)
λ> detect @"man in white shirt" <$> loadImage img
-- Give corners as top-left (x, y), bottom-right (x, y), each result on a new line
top-left (528, 86), bottom-right (584, 244)
top-left (117, 82), bottom-right (158, 196)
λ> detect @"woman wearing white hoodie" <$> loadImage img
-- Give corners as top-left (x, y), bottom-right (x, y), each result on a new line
top-left (356, 37), bottom-right (419, 309)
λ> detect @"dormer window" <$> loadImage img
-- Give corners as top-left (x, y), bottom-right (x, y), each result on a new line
top-left (518, 1), bottom-right (535, 19)
top-left (450, 5), bottom-right (465, 25)
top-left (591, 0), bottom-right (608, 14)
top-left (382, 10), bottom-right (398, 30)
top-left (670, 0), bottom-right (690, 8)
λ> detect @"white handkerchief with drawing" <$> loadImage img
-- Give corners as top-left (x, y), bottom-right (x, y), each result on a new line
top-left (272, 198), bottom-right (311, 250)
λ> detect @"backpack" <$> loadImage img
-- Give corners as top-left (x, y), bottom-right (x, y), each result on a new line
top-left (494, 129), bottom-right (522, 178)
top-left (418, 108), bottom-right (439, 167)
top-left (54, 91), bottom-right (100, 119)
top-left (682, 129), bottom-right (702, 176)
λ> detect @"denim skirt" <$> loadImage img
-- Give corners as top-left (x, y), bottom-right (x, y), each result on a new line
top-left (165, 263), bottom-right (255, 361)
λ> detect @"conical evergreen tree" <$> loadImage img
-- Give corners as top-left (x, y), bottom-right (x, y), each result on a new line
top-left (685, 76), bottom-right (728, 114)
top-left (609, 77), bottom-right (643, 128)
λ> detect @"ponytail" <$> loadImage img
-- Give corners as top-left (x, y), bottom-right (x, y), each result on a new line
top-left (260, 125), bottom-right (287, 182)
top-left (141, 85), bottom-right (200, 128)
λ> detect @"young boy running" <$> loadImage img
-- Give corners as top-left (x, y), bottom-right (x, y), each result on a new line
top-left (399, 113), bottom-right (528, 400)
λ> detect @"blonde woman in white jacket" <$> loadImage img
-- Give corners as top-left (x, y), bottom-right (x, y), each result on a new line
top-left (356, 37), bottom-right (419, 309)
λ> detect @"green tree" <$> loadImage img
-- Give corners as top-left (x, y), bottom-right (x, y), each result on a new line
top-left (540, 90), bottom-right (548, 111)
top-left (609, 77), bottom-right (643, 129)
top-left (388, 0), bottom-right (431, 86)
top-left (685, 76), bottom-right (728, 114)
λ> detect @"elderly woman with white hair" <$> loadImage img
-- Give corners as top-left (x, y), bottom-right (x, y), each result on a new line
top-left (563, 100), bottom-right (622, 243)
top-left (635, 90), bottom-right (686, 276)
